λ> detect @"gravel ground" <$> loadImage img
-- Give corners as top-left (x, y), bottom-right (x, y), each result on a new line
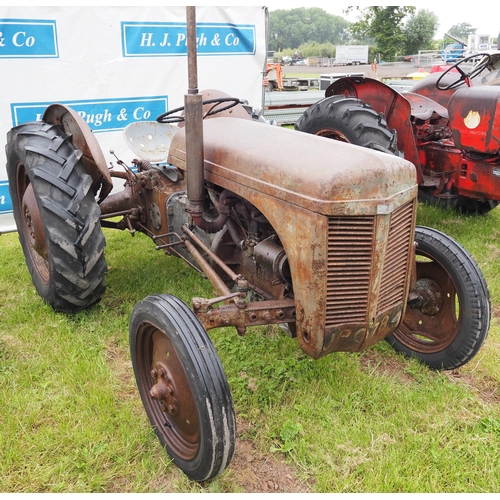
top-left (285, 61), bottom-right (427, 79)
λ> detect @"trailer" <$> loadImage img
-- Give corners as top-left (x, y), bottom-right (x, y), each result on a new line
top-left (334, 45), bottom-right (369, 66)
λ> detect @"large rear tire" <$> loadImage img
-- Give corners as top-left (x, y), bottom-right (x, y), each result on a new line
top-left (129, 294), bottom-right (236, 482)
top-left (294, 95), bottom-right (400, 155)
top-left (417, 187), bottom-right (499, 215)
top-left (6, 121), bottom-right (107, 313)
top-left (386, 226), bottom-right (490, 370)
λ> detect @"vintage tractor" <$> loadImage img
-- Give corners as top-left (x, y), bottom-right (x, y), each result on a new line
top-left (295, 52), bottom-right (500, 214)
top-left (5, 8), bottom-right (491, 482)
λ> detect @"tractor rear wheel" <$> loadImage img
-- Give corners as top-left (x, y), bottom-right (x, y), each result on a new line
top-left (418, 188), bottom-right (499, 215)
top-left (129, 294), bottom-right (236, 482)
top-left (6, 121), bottom-right (107, 313)
top-left (294, 95), bottom-right (401, 155)
top-left (386, 226), bottom-right (490, 370)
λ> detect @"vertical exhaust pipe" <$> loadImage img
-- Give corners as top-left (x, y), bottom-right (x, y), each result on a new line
top-left (184, 6), bottom-right (205, 217)
top-left (183, 6), bottom-right (231, 233)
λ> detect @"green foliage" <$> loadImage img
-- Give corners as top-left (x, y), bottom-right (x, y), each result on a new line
top-left (274, 41), bottom-right (337, 60)
top-left (447, 22), bottom-right (477, 40)
top-left (269, 7), bottom-right (350, 52)
top-left (269, 7), bottom-right (488, 61)
top-left (347, 6), bottom-right (415, 61)
top-left (270, 420), bottom-right (304, 454)
top-left (402, 9), bottom-right (439, 55)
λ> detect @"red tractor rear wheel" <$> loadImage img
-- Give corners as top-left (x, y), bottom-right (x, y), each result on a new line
top-left (295, 95), bottom-right (401, 155)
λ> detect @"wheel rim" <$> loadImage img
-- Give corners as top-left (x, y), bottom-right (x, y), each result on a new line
top-left (395, 252), bottom-right (461, 353)
top-left (315, 128), bottom-right (349, 142)
top-left (135, 321), bottom-right (200, 460)
top-left (16, 163), bottom-right (50, 284)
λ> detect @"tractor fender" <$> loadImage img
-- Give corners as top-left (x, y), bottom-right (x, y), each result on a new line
top-left (325, 76), bottom-right (423, 182)
top-left (42, 103), bottom-right (113, 202)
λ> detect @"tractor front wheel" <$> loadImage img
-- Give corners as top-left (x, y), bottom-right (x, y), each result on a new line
top-left (386, 226), bottom-right (490, 370)
top-left (6, 121), bottom-right (107, 313)
top-left (129, 294), bottom-right (236, 482)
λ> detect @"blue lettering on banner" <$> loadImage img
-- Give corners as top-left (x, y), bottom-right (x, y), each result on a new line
top-left (10, 96), bottom-right (169, 132)
top-left (0, 181), bottom-right (12, 214)
top-left (0, 19), bottom-right (58, 58)
top-left (121, 22), bottom-right (255, 57)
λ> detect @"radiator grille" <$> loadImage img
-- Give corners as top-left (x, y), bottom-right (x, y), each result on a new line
top-left (326, 217), bottom-right (375, 327)
top-left (376, 202), bottom-right (414, 314)
top-left (325, 202), bottom-right (413, 328)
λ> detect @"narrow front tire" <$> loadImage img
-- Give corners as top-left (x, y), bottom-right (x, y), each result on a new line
top-left (386, 226), bottom-right (490, 370)
top-left (129, 294), bottom-right (236, 482)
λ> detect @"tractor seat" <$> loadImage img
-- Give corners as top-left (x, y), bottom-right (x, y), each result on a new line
top-left (403, 92), bottom-right (449, 120)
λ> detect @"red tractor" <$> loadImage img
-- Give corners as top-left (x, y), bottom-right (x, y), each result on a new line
top-left (295, 53), bottom-right (500, 214)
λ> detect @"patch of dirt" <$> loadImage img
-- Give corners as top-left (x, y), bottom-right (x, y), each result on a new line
top-left (492, 305), bottom-right (500, 319)
top-left (445, 370), bottom-right (500, 405)
top-left (105, 340), bottom-right (312, 492)
top-left (358, 350), bottom-right (415, 385)
top-left (225, 417), bottom-right (313, 493)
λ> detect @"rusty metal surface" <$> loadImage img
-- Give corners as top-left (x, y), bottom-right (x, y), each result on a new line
top-left (18, 182), bottom-right (50, 283)
top-left (200, 89), bottom-right (253, 121)
top-left (168, 116), bottom-right (417, 216)
top-left (194, 297), bottom-right (296, 334)
top-left (166, 114), bottom-right (417, 358)
top-left (99, 163), bottom-right (185, 237)
top-left (21, 183), bottom-right (47, 262)
top-left (42, 103), bottom-right (113, 201)
top-left (322, 200), bottom-right (415, 354)
top-left (394, 247), bottom-right (461, 353)
top-left (136, 323), bottom-right (200, 460)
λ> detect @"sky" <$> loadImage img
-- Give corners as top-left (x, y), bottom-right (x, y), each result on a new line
top-left (11, 2), bottom-right (497, 41)
top-left (264, 2), bottom-right (500, 40)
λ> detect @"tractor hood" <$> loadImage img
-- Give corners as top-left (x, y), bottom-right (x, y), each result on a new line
top-left (168, 117), bottom-right (417, 216)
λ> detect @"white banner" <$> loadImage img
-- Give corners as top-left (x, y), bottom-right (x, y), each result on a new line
top-left (0, 6), bottom-right (269, 232)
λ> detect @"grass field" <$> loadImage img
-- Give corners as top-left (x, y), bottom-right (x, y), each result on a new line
top-left (1, 200), bottom-right (500, 493)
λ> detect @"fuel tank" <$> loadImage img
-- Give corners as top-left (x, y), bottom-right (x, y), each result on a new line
top-left (448, 85), bottom-right (500, 154)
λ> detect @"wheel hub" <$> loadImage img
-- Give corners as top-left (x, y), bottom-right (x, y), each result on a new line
top-left (407, 278), bottom-right (444, 315)
top-left (150, 363), bottom-right (179, 416)
top-left (22, 183), bottom-right (48, 260)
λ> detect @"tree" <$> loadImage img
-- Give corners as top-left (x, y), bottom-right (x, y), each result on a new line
top-left (402, 9), bottom-right (439, 55)
top-left (269, 8), bottom-right (350, 52)
top-left (447, 22), bottom-right (476, 40)
top-left (348, 6), bottom-right (415, 61)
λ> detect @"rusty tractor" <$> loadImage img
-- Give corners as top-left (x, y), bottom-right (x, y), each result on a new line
top-left (5, 8), bottom-right (491, 482)
top-left (295, 52), bottom-right (500, 214)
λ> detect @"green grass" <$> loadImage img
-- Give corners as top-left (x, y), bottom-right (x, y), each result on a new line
top-left (1, 202), bottom-right (500, 492)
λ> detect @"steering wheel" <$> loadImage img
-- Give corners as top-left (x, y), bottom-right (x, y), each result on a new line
top-left (156, 97), bottom-right (242, 124)
top-left (436, 53), bottom-right (491, 91)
